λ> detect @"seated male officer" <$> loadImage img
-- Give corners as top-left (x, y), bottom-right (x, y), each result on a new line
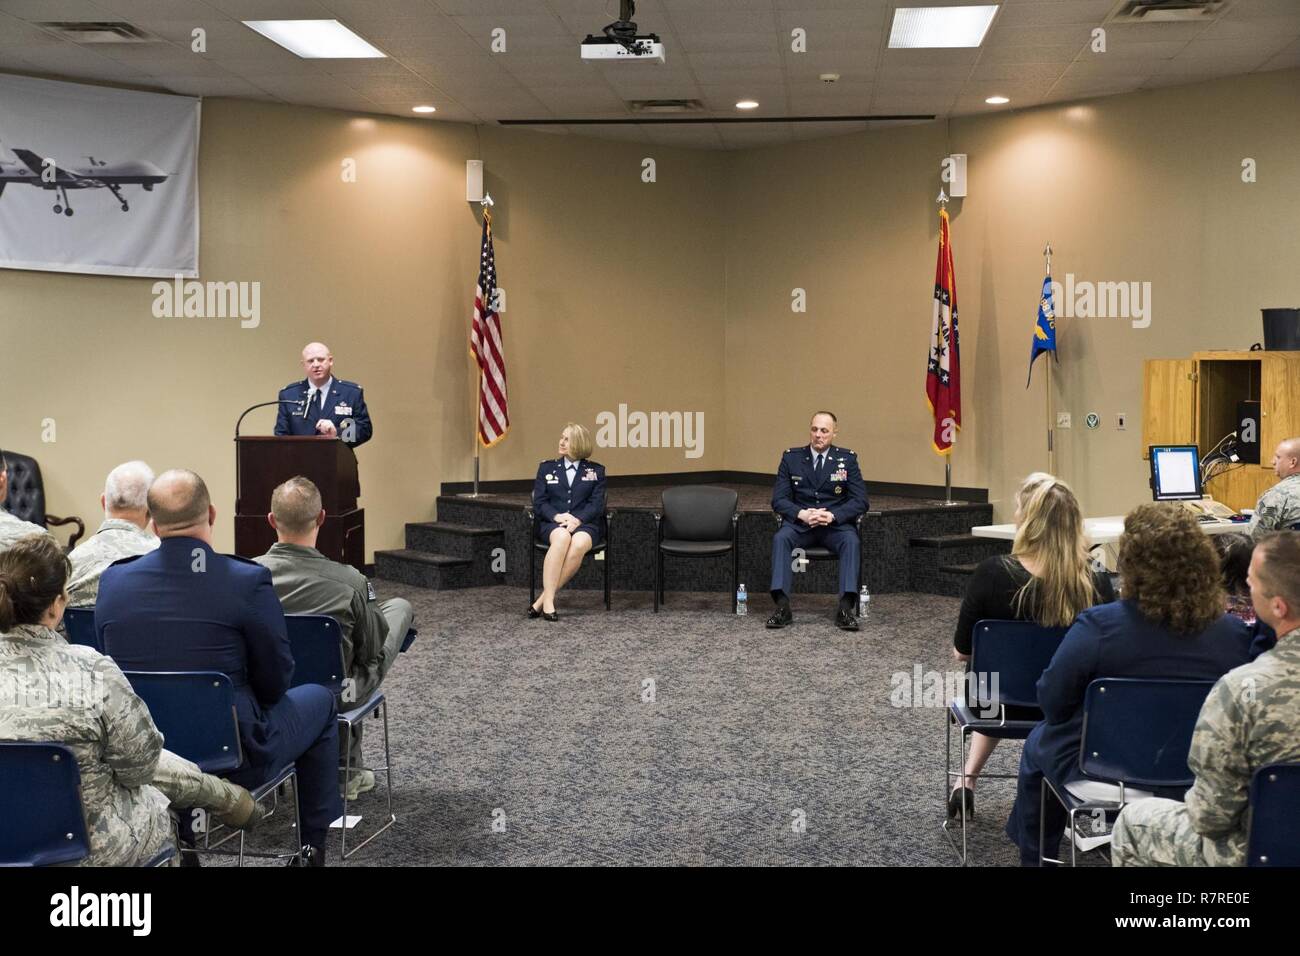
top-left (96, 469), bottom-right (341, 866)
top-left (767, 411), bottom-right (868, 632)
top-left (274, 341), bottom-right (372, 447)
top-left (255, 476), bottom-right (414, 799)
top-left (1249, 437), bottom-right (1300, 538)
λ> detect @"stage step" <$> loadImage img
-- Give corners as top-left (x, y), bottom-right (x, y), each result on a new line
top-left (906, 533), bottom-right (1009, 597)
top-left (405, 521), bottom-right (502, 559)
top-left (374, 549), bottom-right (477, 590)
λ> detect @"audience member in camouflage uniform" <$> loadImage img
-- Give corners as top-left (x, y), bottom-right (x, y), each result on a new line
top-left (67, 461), bottom-right (159, 607)
top-left (0, 450), bottom-right (53, 553)
top-left (1113, 531), bottom-right (1300, 866)
top-left (0, 534), bottom-right (262, 866)
top-left (1249, 438), bottom-right (1300, 539)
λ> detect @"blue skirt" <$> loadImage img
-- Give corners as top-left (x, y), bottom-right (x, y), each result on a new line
top-left (538, 520), bottom-right (603, 546)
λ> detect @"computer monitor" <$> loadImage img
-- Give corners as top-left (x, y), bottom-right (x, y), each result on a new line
top-left (1149, 445), bottom-right (1202, 501)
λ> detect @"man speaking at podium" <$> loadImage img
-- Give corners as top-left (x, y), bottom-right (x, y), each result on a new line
top-left (274, 342), bottom-right (372, 447)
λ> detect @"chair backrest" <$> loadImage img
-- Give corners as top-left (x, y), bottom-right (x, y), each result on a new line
top-left (0, 742), bottom-right (90, 867)
top-left (123, 671), bottom-right (242, 773)
top-left (284, 614), bottom-right (346, 693)
top-left (969, 619), bottom-right (1070, 710)
top-left (661, 486), bottom-right (738, 541)
top-left (1078, 678), bottom-right (1215, 789)
top-left (0, 450), bottom-right (47, 527)
top-left (62, 606), bottom-right (101, 652)
top-left (1247, 762), bottom-right (1300, 866)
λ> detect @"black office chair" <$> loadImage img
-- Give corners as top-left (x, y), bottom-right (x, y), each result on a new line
top-left (525, 509), bottom-right (612, 610)
top-left (653, 486), bottom-right (740, 612)
top-left (773, 513), bottom-right (865, 594)
top-left (1, 450), bottom-right (84, 548)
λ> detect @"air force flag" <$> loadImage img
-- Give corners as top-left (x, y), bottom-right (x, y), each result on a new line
top-left (1027, 274), bottom-right (1057, 387)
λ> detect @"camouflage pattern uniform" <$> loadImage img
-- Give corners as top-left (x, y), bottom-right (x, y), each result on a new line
top-left (1249, 473), bottom-right (1300, 539)
top-left (0, 508), bottom-right (52, 554)
top-left (1112, 627), bottom-right (1300, 866)
top-left (67, 518), bottom-right (158, 607)
top-left (0, 623), bottom-right (252, 865)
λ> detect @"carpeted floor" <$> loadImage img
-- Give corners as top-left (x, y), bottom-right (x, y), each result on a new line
top-left (232, 585), bottom-right (1064, 866)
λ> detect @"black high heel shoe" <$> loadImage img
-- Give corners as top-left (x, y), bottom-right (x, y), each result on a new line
top-left (947, 786), bottom-right (975, 819)
top-left (542, 610), bottom-right (559, 622)
top-left (528, 605), bottom-right (542, 619)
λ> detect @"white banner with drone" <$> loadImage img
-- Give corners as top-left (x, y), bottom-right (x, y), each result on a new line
top-left (0, 73), bottom-right (199, 277)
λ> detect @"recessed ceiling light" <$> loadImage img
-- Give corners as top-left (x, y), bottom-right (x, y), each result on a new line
top-left (243, 19), bottom-right (386, 58)
top-left (736, 99), bottom-right (759, 110)
top-left (888, 5), bottom-right (999, 49)
top-left (985, 95), bottom-right (1009, 104)
top-left (412, 105), bottom-right (437, 113)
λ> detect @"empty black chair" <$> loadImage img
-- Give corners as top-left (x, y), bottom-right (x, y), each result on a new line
top-left (0, 450), bottom-right (84, 547)
top-left (654, 486), bottom-right (740, 612)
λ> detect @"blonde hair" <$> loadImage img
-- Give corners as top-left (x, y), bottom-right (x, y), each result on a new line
top-left (1008, 472), bottom-right (1100, 627)
top-left (563, 423), bottom-right (593, 460)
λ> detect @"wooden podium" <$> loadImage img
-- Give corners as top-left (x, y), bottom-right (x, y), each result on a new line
top-left (234, 436), bottom-right (365, 571)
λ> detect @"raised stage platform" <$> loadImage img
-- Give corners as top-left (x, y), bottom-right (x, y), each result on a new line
top-left (374, 478), bottom-right (1010, 599)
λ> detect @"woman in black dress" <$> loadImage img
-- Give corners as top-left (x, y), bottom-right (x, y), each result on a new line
top-left (528, 423), bottom-right (606, 621)
top-left (948, 472), bottom-right (1115, 818)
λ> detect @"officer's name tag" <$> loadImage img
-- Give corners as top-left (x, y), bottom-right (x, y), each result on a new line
top-left (334, 405), bottom-right (352, 415)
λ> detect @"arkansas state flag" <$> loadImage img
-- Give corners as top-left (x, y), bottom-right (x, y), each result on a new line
top-left (925, 205), bottom-right (961, 454)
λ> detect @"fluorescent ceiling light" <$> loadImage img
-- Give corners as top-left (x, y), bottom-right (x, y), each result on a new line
top-left (985, 95), bottom-right (1009, 104)
top-left (889, 5), bottom-right (999, 49)
top-left (243, 19), bottom-right (386, 58)
top-left (412, 105), bottom-right (437, 113)
top-left (736, 99), bottom-right (759, 110)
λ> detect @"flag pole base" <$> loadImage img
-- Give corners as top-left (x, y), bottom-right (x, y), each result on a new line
top-left (938, 457), bottom-right (964, 505)
top-left (456, 452), bottom-right (496, 498)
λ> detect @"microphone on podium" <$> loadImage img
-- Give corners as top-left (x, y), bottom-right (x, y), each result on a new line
top-left (301, 388), bottom-right (314, 419)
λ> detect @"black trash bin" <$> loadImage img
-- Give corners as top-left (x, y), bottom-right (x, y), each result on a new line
top-left (1262, 308), bottom-right (1300, 350)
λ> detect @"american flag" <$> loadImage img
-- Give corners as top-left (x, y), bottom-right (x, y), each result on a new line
top-left (470, 210), bottom-right (509, 447)
top-left (925, 205), bottom-right (961, 455)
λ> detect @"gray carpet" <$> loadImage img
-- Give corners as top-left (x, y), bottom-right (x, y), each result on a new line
top-left (234, 585), bottom-right (1054, 866)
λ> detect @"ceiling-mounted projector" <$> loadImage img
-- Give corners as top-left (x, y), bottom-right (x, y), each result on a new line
top-left (581, 0), bottom-right (664, 64)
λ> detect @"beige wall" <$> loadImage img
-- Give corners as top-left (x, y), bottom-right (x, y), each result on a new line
top-left (4, 69), bottom-right (1297, 557)
top-left (1, 99), bottom-right (727, 558)
top-left (724, 69), bottom-right (1300, 519)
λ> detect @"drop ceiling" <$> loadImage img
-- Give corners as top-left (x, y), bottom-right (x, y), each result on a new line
top-left (0, 0), bottom-right (1297, 150)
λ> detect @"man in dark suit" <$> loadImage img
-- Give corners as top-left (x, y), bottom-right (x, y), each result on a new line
top-left (274, 342), bottom-right (372, 447)
top-left (768, 411), bottom-right (868, 631)
top-left (96, 469), bottom-right (341, 865)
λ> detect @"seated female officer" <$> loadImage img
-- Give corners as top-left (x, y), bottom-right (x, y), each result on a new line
top-left (529, 423), bottom-right (606, 621)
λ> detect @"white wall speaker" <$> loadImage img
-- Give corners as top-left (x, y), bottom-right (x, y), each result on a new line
top-left (947, 153), bottom-right (967, 198)
top-left (466, 160), bottom-right (484, 202)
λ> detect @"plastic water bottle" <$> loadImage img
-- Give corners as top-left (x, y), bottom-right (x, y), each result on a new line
top-left (858, 585), bottom-right (871, 621)
top-left (736, 583), bottom-right (748, 616)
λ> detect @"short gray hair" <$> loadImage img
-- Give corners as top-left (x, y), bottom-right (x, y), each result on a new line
top-left (104, 461), bottom-right (154, 513)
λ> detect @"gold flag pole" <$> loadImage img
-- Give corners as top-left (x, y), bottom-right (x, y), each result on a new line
top-left (1044, 242), bottom-right (1055, 476)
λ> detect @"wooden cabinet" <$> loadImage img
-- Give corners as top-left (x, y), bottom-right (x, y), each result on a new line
top-left (1141, 350), bottom-right (1300, 512)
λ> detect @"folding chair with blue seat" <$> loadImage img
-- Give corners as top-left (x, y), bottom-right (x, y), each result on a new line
top-left (1247, 762), bottom-right (1300, 867)
top-left (0, 742), bottom-right (91, 867)
top-left (285, 613), bottom-right (394, 859)
top-left (124, 671), bottom-right (300, 866)
top-left (1040, 677), bottom-right (1215, 866)
top-left (62, 606), bottom-right (100, 652)
top-left (942, 619), bottom-right (1069, 865)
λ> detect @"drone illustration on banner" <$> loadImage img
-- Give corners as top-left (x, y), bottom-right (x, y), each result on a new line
top-left (0, 140), bottom-right (170, 216)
